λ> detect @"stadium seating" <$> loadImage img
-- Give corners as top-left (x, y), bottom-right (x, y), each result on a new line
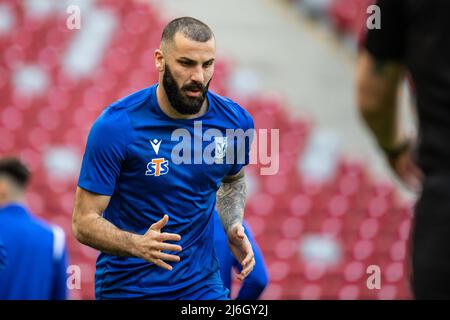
top-left (0, 0), bottom-right (413, 299)
top-left (289, 0), bottom-right (375, 43)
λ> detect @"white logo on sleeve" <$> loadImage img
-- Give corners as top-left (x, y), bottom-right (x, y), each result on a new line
top-left (214, 136), bottom-right (227, 164)
top-left (150, 139), bottom-right (162, 155)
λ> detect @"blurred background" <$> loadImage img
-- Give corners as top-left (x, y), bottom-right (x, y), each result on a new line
top-left (0, 0), bottom-right (416, 299)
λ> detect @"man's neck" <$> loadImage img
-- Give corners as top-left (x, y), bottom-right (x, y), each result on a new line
top-left (0, 198), bottom-right (24, 208)
top-left (156, 83), bottom-right (208, 120)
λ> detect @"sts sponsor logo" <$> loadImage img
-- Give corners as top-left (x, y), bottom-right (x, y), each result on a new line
top-left (146, 139), bottom-right (169, 177)
top-left (146, 158), bottom-right (169, 176)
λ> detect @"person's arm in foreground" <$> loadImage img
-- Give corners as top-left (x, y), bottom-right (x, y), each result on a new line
top-left (357, 0), bottom-right (422, 191)
top-left (356, 50), bottom-right (422, 190)
top-left (72, 187), bottom-right (182, 270)
top-left (216, 168), bottom-right (255, 281)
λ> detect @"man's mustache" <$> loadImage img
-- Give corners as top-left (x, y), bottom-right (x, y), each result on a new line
top-left (182, 82), bottom-right (205, 92)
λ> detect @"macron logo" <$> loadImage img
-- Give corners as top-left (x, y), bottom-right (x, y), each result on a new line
top-left (150, 139), bottom-right (162, 155)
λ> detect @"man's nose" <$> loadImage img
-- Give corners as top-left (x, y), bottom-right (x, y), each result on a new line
top-left (190, 66), bottom-right (204, 84)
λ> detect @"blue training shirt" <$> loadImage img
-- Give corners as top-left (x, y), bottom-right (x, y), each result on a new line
top-left (78, 84), bottom-right (254, 299)
top-left (0, 203), bottom-right (68, 300)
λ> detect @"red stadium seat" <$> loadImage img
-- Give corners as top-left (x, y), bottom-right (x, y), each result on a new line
top-left (0, 0), bottom-right (414, 300)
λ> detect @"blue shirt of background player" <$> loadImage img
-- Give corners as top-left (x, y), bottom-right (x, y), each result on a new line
top-left (0, 203), bottom-right (68, 300)
top-left (78, 84), bottom-right (254, 299)
top-left (213, 213), bottom-right (269, 299)
top-left (0, 236), bottom-right (6, 270)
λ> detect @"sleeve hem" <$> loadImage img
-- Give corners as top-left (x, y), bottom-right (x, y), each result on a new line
top-left (77, 182), bottom-right (114, 196)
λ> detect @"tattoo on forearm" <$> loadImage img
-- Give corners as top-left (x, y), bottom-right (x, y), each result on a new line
top-left (216, 173), bottom-right (247, 233)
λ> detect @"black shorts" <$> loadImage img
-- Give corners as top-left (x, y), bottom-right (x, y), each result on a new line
top-left (412, 175), bottom-right (450, 299)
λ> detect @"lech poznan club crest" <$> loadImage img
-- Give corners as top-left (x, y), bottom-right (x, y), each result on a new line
top-left (214, 137), bottom-right (227, 164)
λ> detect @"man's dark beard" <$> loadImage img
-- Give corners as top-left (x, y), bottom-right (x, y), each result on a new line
top-left (162, 64), bottom-right (211, 115)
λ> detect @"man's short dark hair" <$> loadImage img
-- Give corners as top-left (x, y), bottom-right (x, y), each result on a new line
top-left (161, 17), bottom-right (214, 47)
top-left (0, 157), bottom-right (30, 188)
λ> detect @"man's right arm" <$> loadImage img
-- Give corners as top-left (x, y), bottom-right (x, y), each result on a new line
top-left (72, 187), bottom-right (138, 257)
top-left (72, 187), bottom-right (182, 270)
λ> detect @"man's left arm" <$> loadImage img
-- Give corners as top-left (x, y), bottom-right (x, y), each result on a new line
top-left (216, 168), bottom-right (255, 281)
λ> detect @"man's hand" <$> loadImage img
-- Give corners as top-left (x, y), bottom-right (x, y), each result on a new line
top-left (216, 169), bottom-right (254, 280)
top-left (384, 140), bottom-right (423, 192)
top-left (227, 223), bottom-right (255, 281)
top-left (133, 215), bottom-right (182, 271)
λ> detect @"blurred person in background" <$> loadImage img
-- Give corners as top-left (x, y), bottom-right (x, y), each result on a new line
top-left (357, 0), bottom-right (450, 299)
top-left (72, 17), bottom-right (255, 300)
top-left (214, 213), bottom-right (268, 300)
top-left (0, 157), bottom-right (68, 300)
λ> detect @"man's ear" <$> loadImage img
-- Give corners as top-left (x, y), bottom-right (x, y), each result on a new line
top-left (154, 49), bottom-right (165, 72)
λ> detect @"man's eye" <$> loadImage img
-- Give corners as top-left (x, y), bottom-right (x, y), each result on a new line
top-left (180, 61), bottom-right (191, 66)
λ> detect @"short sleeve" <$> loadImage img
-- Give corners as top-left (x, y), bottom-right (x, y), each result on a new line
top-left (77, 108), bottom-right (130, 196)
top-left (363, 0), bottom-right (405, 61)
top-left (227, 108), bottom-right (255, 176)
